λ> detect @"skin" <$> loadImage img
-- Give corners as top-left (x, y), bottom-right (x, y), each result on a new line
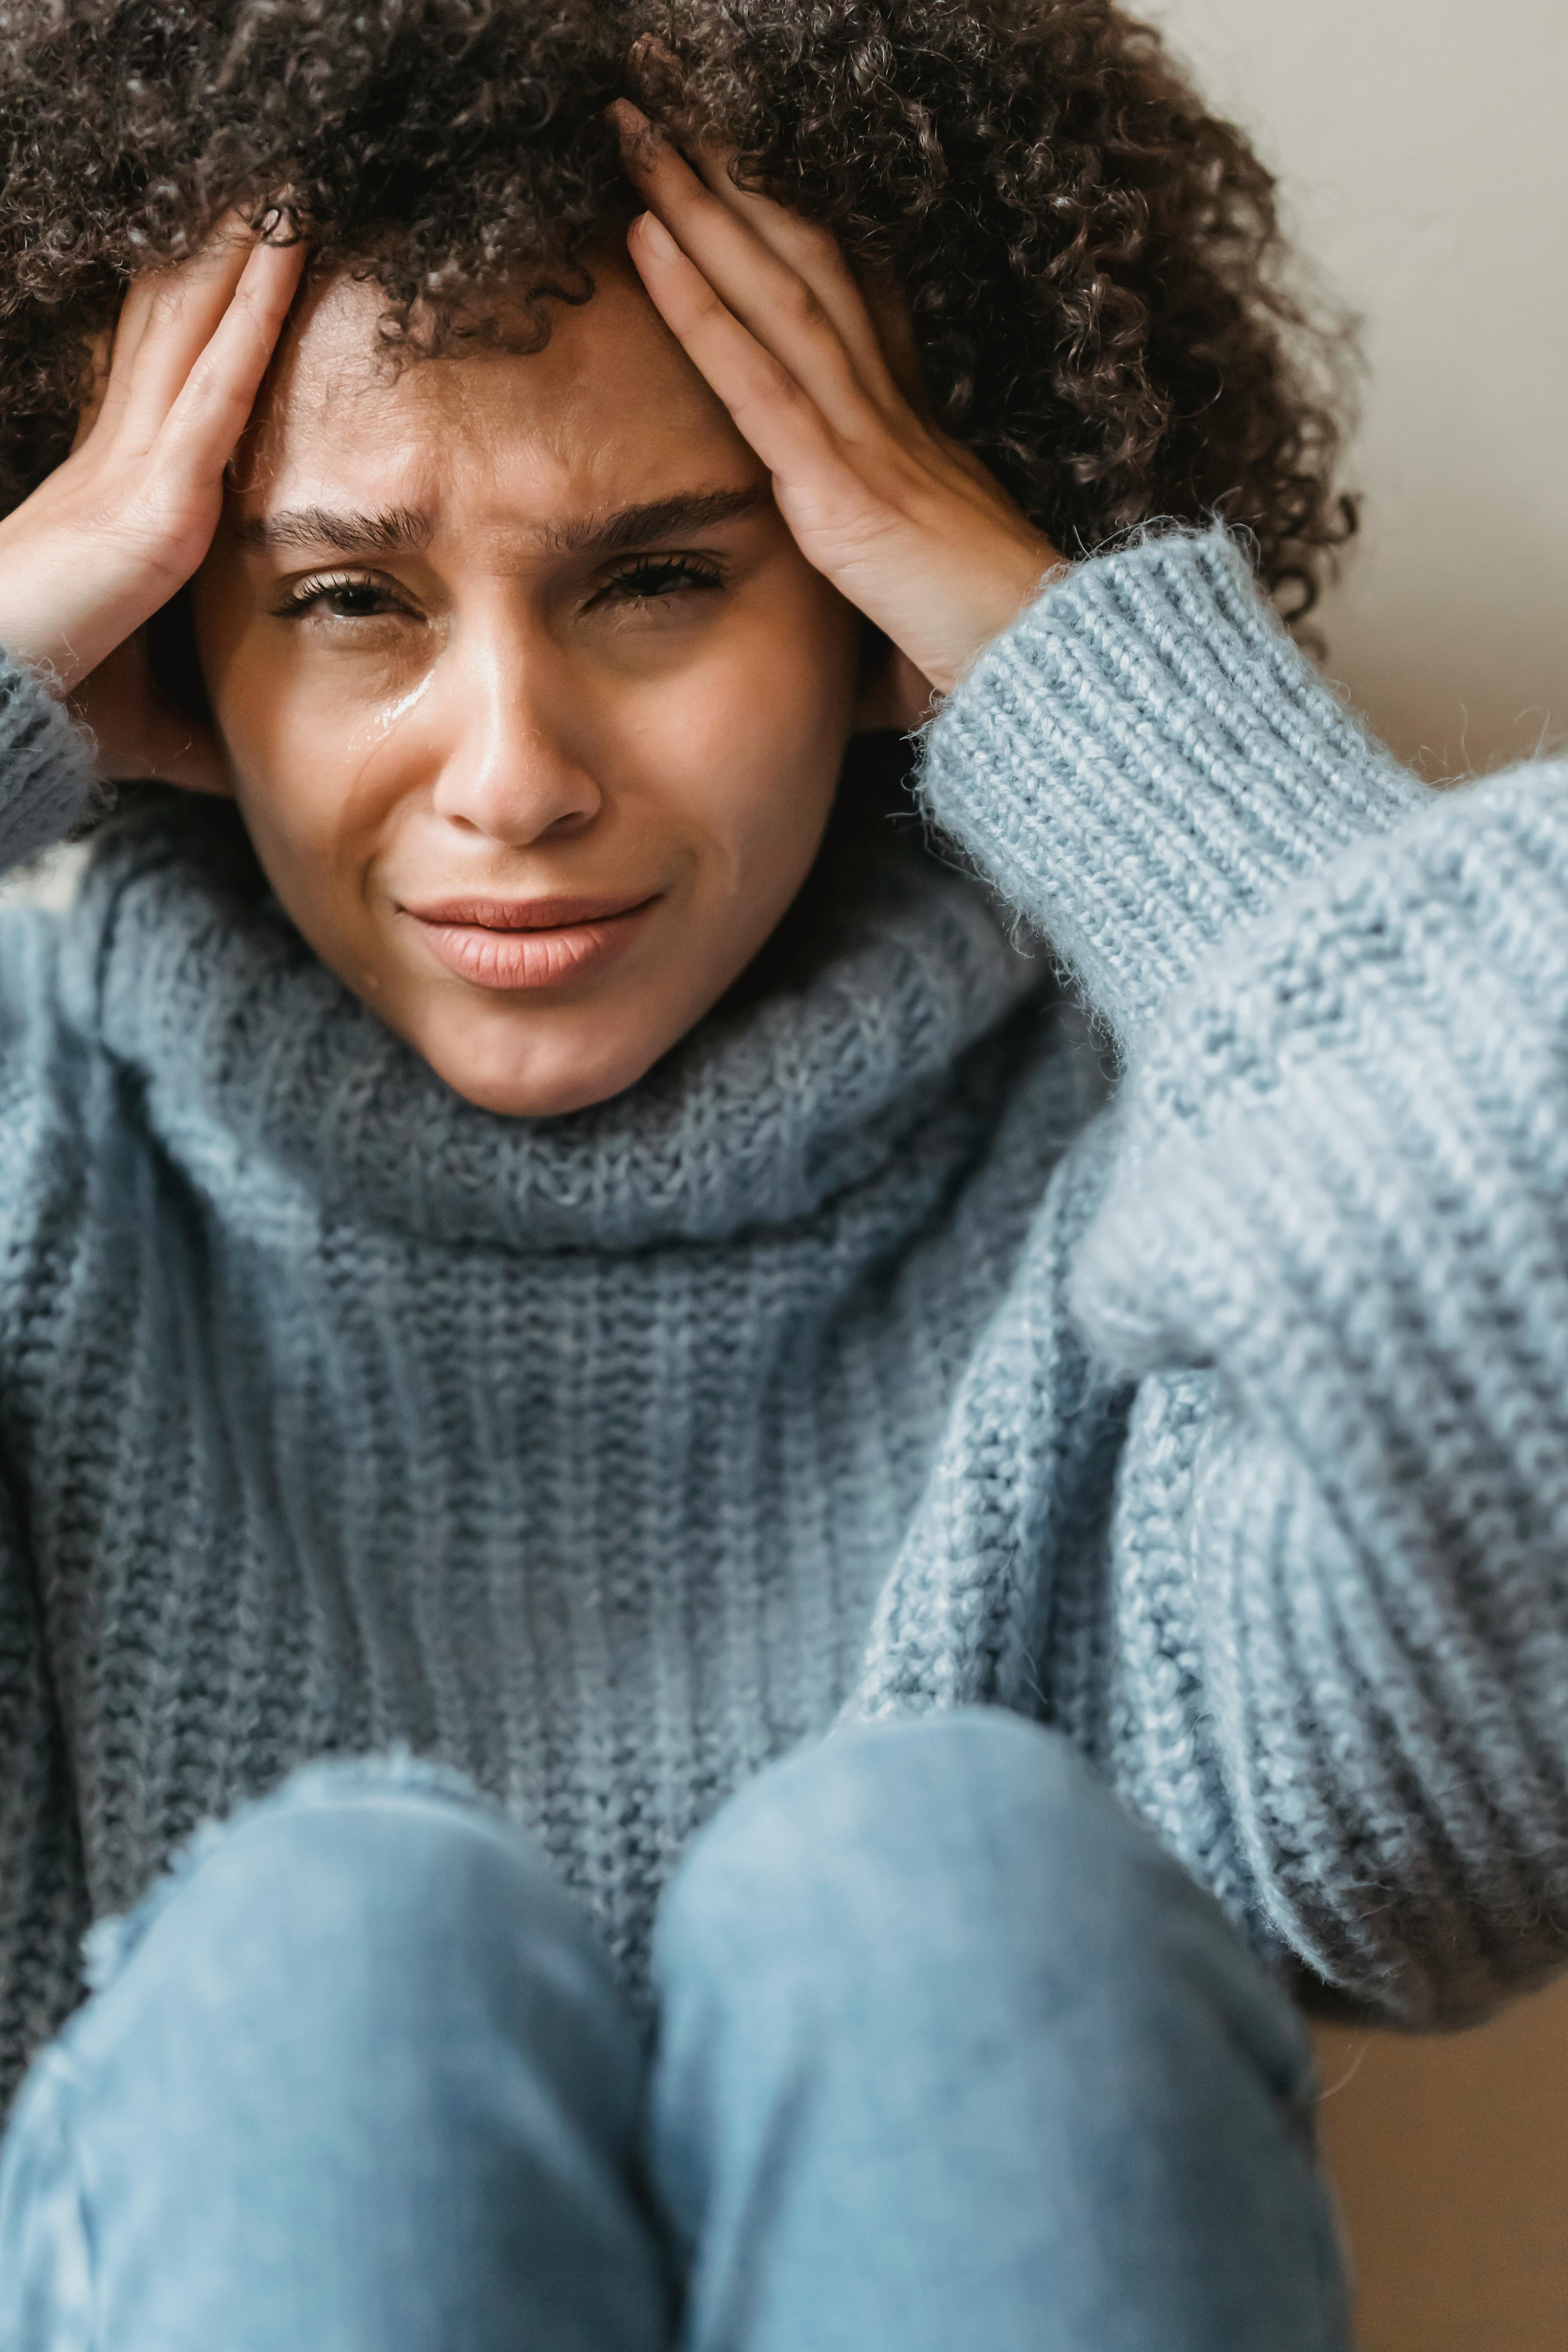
top-left (192, 257), bottom-right (865, 1114)
top-left (0, 108), bottom-right (1060, 1118)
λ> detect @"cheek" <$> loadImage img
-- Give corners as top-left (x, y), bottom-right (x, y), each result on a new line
top-left (198, 621), bottom-right (413, 891)
top-left (632, 584), bottom-right (859, 889)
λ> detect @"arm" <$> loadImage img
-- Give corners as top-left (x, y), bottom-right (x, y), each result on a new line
top-left (927, 528), bottom-right (1568, 2024)
top-left (0, 711), bottom-right (96, 2110)
top-left (610, 116), bottom-right (1568, 2018)
top-left (0, 1477), bottom-right (90, 2118)
top-left (0, 230), bottom-right (307, 2113)
top-left (917, 526), bottom-right (1428, 1040)
top-left (1086, 758), bottom-right (1568, 2025)
top-left (0, 653), bottom-right (97, 878)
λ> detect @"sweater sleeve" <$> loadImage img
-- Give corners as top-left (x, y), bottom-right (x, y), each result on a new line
top-left (1073, 761), bottom-right (1568, 2025)
top-left (0, 657), bottom-right (97, 2110)
top-left (920, 527), bottom-right (1568, 2024)
top-left (917, 526), bottom-right (1428, 1048)
top-left (0, 652), bottom-right (98, 882)
top-left (0, 1477), bottom-right (90, 2118)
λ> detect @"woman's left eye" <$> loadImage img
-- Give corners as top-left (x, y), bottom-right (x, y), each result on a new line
top-left (593, 556), bottom-right (725, 607)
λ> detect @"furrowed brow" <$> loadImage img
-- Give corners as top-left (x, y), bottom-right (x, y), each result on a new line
top-left (545, 488), bottom-right (762, 559)
top-left (234, 505), bottom-right (433, 557)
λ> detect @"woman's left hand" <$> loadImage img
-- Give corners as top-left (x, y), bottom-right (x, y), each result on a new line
top-left (614, 101), bottom-right (1062, 728)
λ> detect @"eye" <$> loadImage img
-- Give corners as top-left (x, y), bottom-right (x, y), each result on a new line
top-left (593, 555), bottom-right (725, 608)
top-left (271, 571), bottom-right (413, 623)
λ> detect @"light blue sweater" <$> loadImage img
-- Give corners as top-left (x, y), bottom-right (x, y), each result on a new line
top-left (2, 528), bottom-right (1566, 2113)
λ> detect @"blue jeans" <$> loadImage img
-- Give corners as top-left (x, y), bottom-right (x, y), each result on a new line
top-left (0, 1714), bottom-right (1352, 2350)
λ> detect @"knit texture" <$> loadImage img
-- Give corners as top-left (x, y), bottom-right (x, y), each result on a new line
top-left (3, 526), bottom-right (1568, 2114)
top-left (0, 653), bottom-right (96, 866)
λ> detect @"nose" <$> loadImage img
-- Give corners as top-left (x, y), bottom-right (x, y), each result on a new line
top-left (429, 621), bottom-right (601, 848)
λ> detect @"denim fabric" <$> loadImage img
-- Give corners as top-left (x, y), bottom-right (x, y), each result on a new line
top-left (0, 1717), bottom-right (1352, 2351)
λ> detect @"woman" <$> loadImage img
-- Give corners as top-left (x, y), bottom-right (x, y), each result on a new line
top-left (0, 2), bottom-right (1563, 2346)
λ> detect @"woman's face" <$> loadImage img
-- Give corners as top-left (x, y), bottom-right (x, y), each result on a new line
top-left (193, 254), bottom-right (863, 1116)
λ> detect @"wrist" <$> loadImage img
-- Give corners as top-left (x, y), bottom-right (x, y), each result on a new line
top-left (0, 564), bottom-right (150, 699)
top-left (922, 534), bottom-right (1066, 697)
top-left (0, 625), bottom-right (73, 698)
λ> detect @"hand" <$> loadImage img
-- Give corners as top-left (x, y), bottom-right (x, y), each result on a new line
top-left (614, 101), bottom-right (1062, 728)
top-left (0, 217), bottom-right (305, 788)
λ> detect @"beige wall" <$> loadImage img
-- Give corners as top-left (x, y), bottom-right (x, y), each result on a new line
top-left (1151, 0), bottom-right (1568, 778)
top-left (1144, 4), bottom-right (1568, 2345)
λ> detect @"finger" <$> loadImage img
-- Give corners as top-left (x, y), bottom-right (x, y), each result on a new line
top-left (626, 212), bottom-right (857, 494)
top-left (687, 147), bottom-right (907, 409)
top-left (617, 106), bottom-right (882, 395)
top-left (156, 236), bottom-right (307, 476)
top-left (116, 210), bottom-right (285, 445)
top-left (615, 105), bottom-right (898, 436)
top-left (70, 275), bottom-right (163, 454)
top-left (69, 326), bottom-right (115, 456)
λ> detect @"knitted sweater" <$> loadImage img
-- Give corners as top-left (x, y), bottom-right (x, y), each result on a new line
top-left (3, 528), bottom-right (1567, 2116)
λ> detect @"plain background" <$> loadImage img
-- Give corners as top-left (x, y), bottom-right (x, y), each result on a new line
top-left (1146, 3), bottom-right (1568, 2346)
top-left (1153, 0), bottom-right (1568, 780)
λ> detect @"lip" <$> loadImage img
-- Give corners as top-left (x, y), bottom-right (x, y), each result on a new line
top-left (400, 891), bottom-right (660, 993)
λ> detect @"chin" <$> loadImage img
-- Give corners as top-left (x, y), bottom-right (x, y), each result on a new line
top-left (422, 1014), bottom-right (674, 1120)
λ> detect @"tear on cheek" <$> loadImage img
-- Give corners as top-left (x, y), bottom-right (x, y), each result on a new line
top-left (369, 673), bottom-right (436, 740)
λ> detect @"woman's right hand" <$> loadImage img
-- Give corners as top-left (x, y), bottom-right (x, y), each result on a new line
top-left (0, 218), bottom-right (305, 789)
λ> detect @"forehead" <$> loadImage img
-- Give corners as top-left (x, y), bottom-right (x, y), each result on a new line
top-left (237, 253), bottom-right (755, 523)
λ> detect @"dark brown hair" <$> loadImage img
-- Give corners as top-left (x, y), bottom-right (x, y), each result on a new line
top-left (0, 0), bottom-right (1354, 617)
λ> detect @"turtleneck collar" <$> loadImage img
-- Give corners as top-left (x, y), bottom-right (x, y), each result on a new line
top-left (75, 799), bottom-right (1047, 1254)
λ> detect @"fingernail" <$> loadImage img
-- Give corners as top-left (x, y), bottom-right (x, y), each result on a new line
top-left (636, 212), bottom-right (678, 261)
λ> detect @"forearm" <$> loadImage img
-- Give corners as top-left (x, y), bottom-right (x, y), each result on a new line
top-left (917, 526), bottom-right (1426, 1046)
top-left (0, 1511), bottom-right (92, 2117)
top-left (1078, 762), bottom-right (1568, 2022)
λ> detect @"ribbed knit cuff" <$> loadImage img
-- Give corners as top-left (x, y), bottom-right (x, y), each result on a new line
top-left (916, 526), bottom-right (1427, 1047)
top-left (0, 650), bottom-right (98, 877)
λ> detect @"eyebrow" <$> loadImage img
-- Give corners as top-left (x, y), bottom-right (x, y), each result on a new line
top-left (234, 487), bottom-right (764, 561)
top-left (541, 488), bottom-right (763, 557)
top-left (234, 505), bottom-right (432, 556)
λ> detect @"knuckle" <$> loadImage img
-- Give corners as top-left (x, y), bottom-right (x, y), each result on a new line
top-left (797, 219), bottom-right (848, 274)
top-left (118, 473), bottom-right (201, 559)
top-left (687, 272), bottom-right (725, 322)
top-left (178, 347), bottom-right (225, 403)
top-left (781, 273), bottom-right (824, 332)
top-left (758, 350), bottom-right (804, 406)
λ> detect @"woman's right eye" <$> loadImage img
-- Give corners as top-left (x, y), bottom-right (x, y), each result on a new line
top-left (270, 573), bottom-right (412, 624)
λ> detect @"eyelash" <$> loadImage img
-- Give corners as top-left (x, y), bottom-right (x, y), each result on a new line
top-left (595, 555), bottom-right (724, 604)
top-left (271, 572), bottom-right (398, 622)
top-left (269, 554), bottom-right (726, 624)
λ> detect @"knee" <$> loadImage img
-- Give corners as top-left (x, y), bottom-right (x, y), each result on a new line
top-left (80, 1757), bottom-right (608, 2066)
top-left (659, 1711), bottom-right (1250, 2023)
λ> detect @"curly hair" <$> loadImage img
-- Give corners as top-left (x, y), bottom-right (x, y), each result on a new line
top-left (0, 0), bottom-right (1354, 617)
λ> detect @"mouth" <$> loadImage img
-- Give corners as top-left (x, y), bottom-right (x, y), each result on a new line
top-left (400, 892), bottom-right (661, 992)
